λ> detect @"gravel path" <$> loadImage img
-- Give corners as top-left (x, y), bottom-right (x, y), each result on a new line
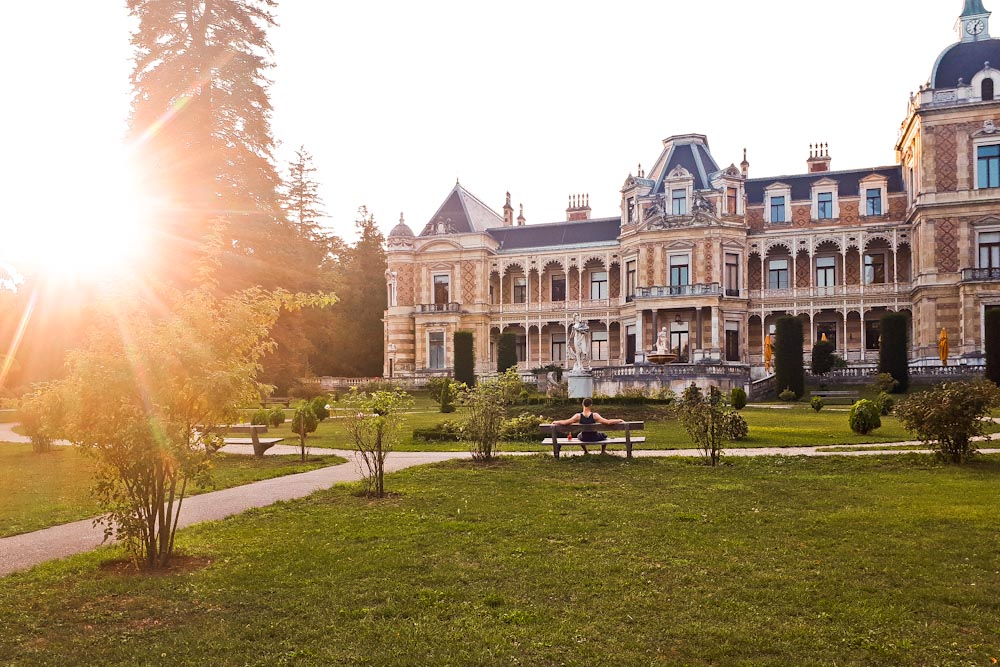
top-left (2, 421), bottom-right (998, 577)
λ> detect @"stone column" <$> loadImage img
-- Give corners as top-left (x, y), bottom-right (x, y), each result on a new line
top-left (711, 307), bottom-right (720, 350)
top-left (696, 308), bottom-right (703, 350)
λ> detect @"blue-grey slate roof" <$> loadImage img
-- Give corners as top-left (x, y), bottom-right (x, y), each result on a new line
top-left (962, 0), bottom-right (989, 17)
top-left (653, 142), bottom-right (720, 193)
top-left (932, 38), bottom-right (1000, 88)
top-left (487, 217), bottom-right (621, 251)
top-left (745, 166), bottom-right (904, 204)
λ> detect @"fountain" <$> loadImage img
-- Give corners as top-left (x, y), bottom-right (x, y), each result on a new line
top-left (647, 326), bottom-right (678, 365)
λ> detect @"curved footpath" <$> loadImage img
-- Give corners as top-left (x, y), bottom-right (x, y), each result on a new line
top-left (1, 421), bottom-right (997, 578)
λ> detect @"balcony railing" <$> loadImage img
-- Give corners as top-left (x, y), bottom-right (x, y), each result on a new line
top-left (418, 302), bottom-right (462, 313)
top-left (962, 268), bottom-right (1000, 282)
top-left (634, 283), bottom-right (722, 299)
top-left (748, 282), bottom-right (912, 300)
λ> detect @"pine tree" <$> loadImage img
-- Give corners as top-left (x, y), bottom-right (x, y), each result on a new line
top-left (126, 0), bottom-right (286, 289)
top-left (774, 316), bottom-right (804, 399)
top-left (454, 331), bottom-right (475, 386)
top-left (281, 146), bottom-right (326, 238)
top-left (878, 312), bottom-right (909, 393)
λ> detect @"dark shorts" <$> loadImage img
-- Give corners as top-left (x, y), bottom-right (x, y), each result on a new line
top-left (579, 431), bottom-right (608, 442)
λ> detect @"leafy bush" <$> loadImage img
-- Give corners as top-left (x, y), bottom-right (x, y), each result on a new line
top-left (288, 382), bottom-right (326, 400)
top-left (427, 377), bottom-right (462, 413)
top-left (730, 387), bottom-right (747, 410)
top-left (848, 400), bottom-right (881, 435)
top-left (878, 312), bottom-right (909, 393)
top-left (500, 413), bottom-right (546, 441)
top-left (810, 396), bottom-right (824, 412)
top-left (778, 388), bottom-right (797, 402)
top-left (413, 420), bottom-right (465, 442)
top-left (250, 408), bottom-right (271, 426)
top-left (18, 386), bottom-right (61, 453)
top-left (681, 382), bottom-right (703, 405)
top-left (875, 392), bottom-right (895, 416)
top-left (656, 387), bottom-right (677, 403)
top-left (674, 385), bottom-right (726, 466)
top-left (463, 368), bottom-right (522, 461)
top-left (895, 380), bottom-right (1000, 463)
top-left (811, 339), bottom-right (836, 375)
top-left (721, 411), bottom-right (749, 441)
top-left (310, 395), bottom-right (330, 421)
top-left (343, 389), bottom-right (414, 496)
top-left (291, 404), bottom-right (319, 462)
top-left (267, 407), bottom-right (285, 427)
top-left (873, 373), bottom-right (899, 394)
top-left (357, 380), bottom-right (401, 394)
top-left (774, 316), bottom-right (805, 399)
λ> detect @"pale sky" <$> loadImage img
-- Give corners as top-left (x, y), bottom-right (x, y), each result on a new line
top-left (0, 1), bottom-right (966, 255)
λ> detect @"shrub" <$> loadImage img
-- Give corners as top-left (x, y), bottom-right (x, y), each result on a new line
top-left (875, 392), bottom-right (895, 416)
top-left (895, 380), bottom-right (1000, 463)
top-left (721, 411), bottom-right (749, 441)
top-left (848, 399), bottom-right (881, 435)
top-left (267, 407), bottom-right (285, 427)
top-left (778, 388), bottom-right (797, 402)
top-left (810, 396), bottom-right (824, 412)
top-left (310, 396), bottom-right (331, 421)
top-left (288, 382), bottom-right (326, 400)
top-left (873, 373), bottom-right (898, 394)
top-left (878, 312), bottom-right (909, 393)
top-left (462, 368), bottom-right (522, 461)
top-left (357, 380), bottom-right (400, 394)
top-left (18, 386), bottom-right (61, 453)
top-left (454, 330), bottom-right (475, 387)
top-left (730, 387), bottom-right (747, 410)
top-left (250, 408), bottom-right (271, 426)
top-left (811, 339), bottom-right (836, 375)
top-left (774, 316), bottom-right (805, 399)
top-left (412, 420), bottom-right (465, 441)
top-left (674, 385), bottom-right (726, 466)
top-left (500, 413), bottom-right (545, 441)
top-left (656, 387), bottom-right (677, 403)
top-left (681, 382), bottom-right (703, 406)
top-left (497, 333), bottom-right (518, 373)
top-left (343, 389), bottom-right (414, 496)
top-left (986, 308), bottom-right (1000, 386)
top-left (291, 404), bottom-right (319, 462)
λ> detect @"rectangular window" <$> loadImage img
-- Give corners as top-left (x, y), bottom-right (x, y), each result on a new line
top-left (727, 187), bottom-right (738, 215)
top-left (866, 188), bottom-right (882, 216)
top-left (979, 231), bottom-right (1000, 268)
top-left (626, 324), bottom-right (636, 364)
top-left (770, 196), bottom-right (786, 223)
top-left (551, 275), bottom-right (566, 302)
top-left (551, 332), bottom-right (566, 362)
top-left (725, 322), bottom-right (739, 362)
top-left (590, 331), bottom-right (608, 362)
top-left (768, 259), bottom-right (789, 289)
top-left (670, 324), bottom-right (689, 362)
top-left (864, 254), bottom-right (886, 284)
top-left (626, 261), bottom-right (636, 298)
top-left (816, 256), bottom-right (836, 289)
top-left (428, 332), bottom-right (445, 369)
top-left (978, 145), bottom-right (1000, 188)
top-left (433, 275), bottom-right (450, 305)
top-left (669, 254), bottom-right (689, 293)
top-left (725, 253), bottom-right (739, 296)
top-left (513, 277), bottom-right (527, 304)
top-left (671, 189), bottom-right (687, 215)
top-left (590, 271), bottom-right (608, 300)
top-left (515, 335), bottom-right (526, 363)
top-left (626, 197), bottom-right (635, 223)
top-left (817, 192), bottom-right (833, 219)
top-left (865, 318), bottom-right (881, 351)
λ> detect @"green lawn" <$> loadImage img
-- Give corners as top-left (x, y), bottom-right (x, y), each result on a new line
top-left (0, 443), bottom-right (345, 537)
top-left (2, 454), bottom-right (998, 666)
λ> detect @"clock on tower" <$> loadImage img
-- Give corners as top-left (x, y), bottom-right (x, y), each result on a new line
top-left (958, 0), bottom-right (991, 42)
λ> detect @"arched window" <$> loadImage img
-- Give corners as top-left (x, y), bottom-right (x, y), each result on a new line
top-left (983, 77), bottom-right (995, 101)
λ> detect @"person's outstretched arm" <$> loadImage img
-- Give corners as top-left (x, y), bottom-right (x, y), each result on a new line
top-left (594, 412), bottom-right (625, 425)
top-left (553, 413), bottom-right (581, 426)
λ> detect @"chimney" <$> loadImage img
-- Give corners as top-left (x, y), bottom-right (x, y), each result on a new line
top-left (503, 191), bottom-right (514, 226)
top-left (517, 203), bottom-right (525, 226)
top-left (807, 143), bottom-right (832, 173)
top-left (740, 148), bottom-right (749, 178)
top-left (566, 193), bottom-right (591, 221)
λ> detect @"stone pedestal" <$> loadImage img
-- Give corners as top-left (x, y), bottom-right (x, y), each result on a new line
top-left (568, 371), bottom-right (594, 399)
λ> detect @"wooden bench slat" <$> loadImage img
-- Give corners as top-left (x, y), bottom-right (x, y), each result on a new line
top-left (540, 421), bottom-right (646, 459)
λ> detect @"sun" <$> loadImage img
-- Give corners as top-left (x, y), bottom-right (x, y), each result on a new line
top-left (6, 149), bottom-right (151, 284)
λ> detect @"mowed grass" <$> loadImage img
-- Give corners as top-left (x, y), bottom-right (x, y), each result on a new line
top-left (2, 455), bottom-right (998, 666)
top-left (277, 400), bottom-right (994, 452)
top-left (0, 443), bottom-right (345, 537)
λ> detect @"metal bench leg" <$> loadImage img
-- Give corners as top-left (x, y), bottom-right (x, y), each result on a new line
top-left (252, 430), bottom-right (264, 458)
top-left (552, 432), bottom-right (560, 459)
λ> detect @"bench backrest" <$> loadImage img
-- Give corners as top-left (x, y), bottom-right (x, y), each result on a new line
top-left (540, 421), bottom-right (644, 433)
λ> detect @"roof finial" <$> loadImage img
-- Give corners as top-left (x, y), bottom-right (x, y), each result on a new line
top-left (399, 212), bottom-right (405, 224)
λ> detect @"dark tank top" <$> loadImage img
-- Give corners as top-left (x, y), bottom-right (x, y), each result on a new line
top-left (578, 412), bottom-right (606, 442)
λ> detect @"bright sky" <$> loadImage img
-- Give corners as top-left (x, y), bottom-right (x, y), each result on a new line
top-left (0, 1), bottom-right (965, 259)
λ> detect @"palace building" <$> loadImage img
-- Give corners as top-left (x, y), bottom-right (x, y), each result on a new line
top-left (383, 1), bottom-right (1000, 391)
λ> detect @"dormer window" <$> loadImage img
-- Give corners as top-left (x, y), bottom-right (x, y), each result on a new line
top-left (984, 78), bottom-right (995, 101)
top-left (866, 189), bottom-right (883, 216)
top-left (764, 183), bottom-right (791, 224)
top-left (671, 189), bottom-right (687, 215)
top-left (860, 174), bottom-right (888, 217)
top-left (771, 196), bottom-right (786, 222)
top-left (817, 193), bottom-right (834, 219)
top-left (810, 179), bottom-right (839, 221)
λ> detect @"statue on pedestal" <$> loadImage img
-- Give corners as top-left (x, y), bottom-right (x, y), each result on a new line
top-left (568, 313), bottom-right (590, 373)
top-left (655, 326), bottom-right (670, 355)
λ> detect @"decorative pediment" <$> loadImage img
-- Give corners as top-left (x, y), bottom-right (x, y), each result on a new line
top-left (722, 164), bottom-right (741, 178)
top-left (812, 177), bottom-right (839, 188)
top-left (973, 119), bottom-right (1000, 137)
top-left (666, 165), bottom-right (693, 180)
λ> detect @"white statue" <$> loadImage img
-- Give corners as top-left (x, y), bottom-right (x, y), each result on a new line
top-left (655, 326), bottom-right (670, 354)
top-left (568, 313), bottom-right (590, 373)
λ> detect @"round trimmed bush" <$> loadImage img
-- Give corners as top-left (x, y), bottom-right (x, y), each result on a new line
top-left (267, 407), bottom-right (285, 427)
top-left (722, 411), bottom-right (749, 441)
top-left (730, 387), bottom-right (747, 410)
top-left (250, 408), bottom-right (270, 426)
top-left (876, 392), bottom-right (895, 416)
top-left (810, 396), bottom-right (824, 412)
top-left (310, 395), bottom-right (330, 421)
top-left (291, 406), bottom-right (319, 436)
top-left (778, 388), bottom-right (797, 402)
top-left (848, 399), bottom-right (882, 435)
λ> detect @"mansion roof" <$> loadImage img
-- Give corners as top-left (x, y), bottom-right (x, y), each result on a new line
top-left (418, 182), bottom-right (504, 236)
top-left (932, 38), bottom-right (1000, 89)
top-left (744, 166), bottom-right (904, 204)
top-left (486, 217), bottom-right (621, 252)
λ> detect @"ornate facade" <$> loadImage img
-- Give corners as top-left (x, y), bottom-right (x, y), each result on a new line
top-left (384, 2), bottom-right (1000, 384)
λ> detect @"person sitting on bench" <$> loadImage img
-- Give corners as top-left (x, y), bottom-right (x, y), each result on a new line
top-left (553, 398), bottom-right (625, 454)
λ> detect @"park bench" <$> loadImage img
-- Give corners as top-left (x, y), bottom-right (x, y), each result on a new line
top-left (222, 424), bottom-right (284, 457)
top-left (260, 397), bottom-right (292, 408)
top-left (809, 390), bottom-right (859, 405)
top-left (540, 421), bottom-right (645, 460)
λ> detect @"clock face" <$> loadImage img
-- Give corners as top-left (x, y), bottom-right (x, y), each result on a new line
top-left (967, 19), bottom-right (985, 35)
